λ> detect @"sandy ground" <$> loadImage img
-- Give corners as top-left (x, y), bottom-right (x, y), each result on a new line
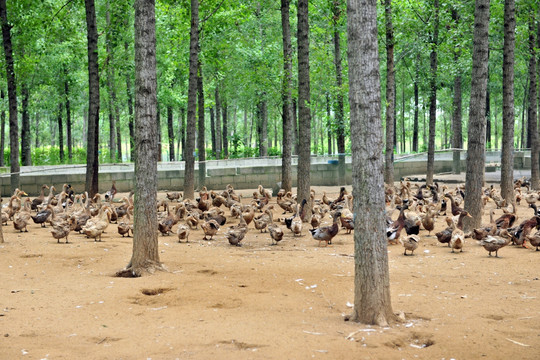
top-left (1, 184), bottom-right (539, 360)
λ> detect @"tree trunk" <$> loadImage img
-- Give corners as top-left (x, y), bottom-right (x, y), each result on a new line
top-left (116, 104), bottom-right (122, 162)
top-left (184, 0), bottom-right (199, 200)
top-left (332, 1), bottom-right (346, 185)
top-left (21, 83), bottom-right (31, 166)
top-left (197, 61), bottom-right (205, 188)
top-left (156, 105), bottom-right (161, 161)
top-left (346, 0), bottom-right (395, 326)
top-left (179, 106), bottom-right (186, 160)
top-left (222, 102), bottom-right (228, 157)
top-left (426, 0), bottom-right (439, 185)
top-left (117, 0), bottom-right (161, 278)
top-left (501, 0), bottom-right (515, 201)
top-left (65, 76), bottom-right (72, 161)
top-left (0, 90), bottom-right (4, 167)
top-left (292, 99), bottom-right (298, 155)
top-left (383, 0), bottom-right (395, 185)
top-left (84, 0), bottom-right (100, 197)
top-left (257, 96), bottom-right (268, 157)
top-left (106, 2), bottom-right (116, 163)
top-left (326, 93), bottom-right (332, 155)
top-left (167, 106), bottom-right (175, 161)
top-left (215, 86), bottom-right (222, 159)
top-left (485, 65), bottom-right (491, 148)
top-left (451, 9), bottom-right (462, 174)
top-left (413, 52), bottom-right (419, 152)
top-left (210, 106), bottom-right (216, 156)
top-left (297, 0), bottom-right (311, 219)
top-left (529, 13), bottom-right (540, 190)
top-left (125, 42), bottom-right (135, 162)
top-left (0, 0), bottom-right (19, 192)
top-left (464, 0), bottom-right (491, 231)
top-left (58, 103), bottom-right (64, 162)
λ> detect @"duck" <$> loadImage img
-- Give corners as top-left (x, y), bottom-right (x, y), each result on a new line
top-left (472, 209), bottom-right (497, 240)
top-left (277, 191), bottom-right (296, 214)
top-left (508, 216), bottom-right (540, 247)
top-left (13, 198), bottom-right (32, 232)
top-left (203, 208), bottom-right (227, 226)
top-left (444, 193), bottom-right (464, 216)
top-left (31, 184), bottom-right (49, 211)
top-left (268, 223), bottom-right (284, 245)
top-left (310, 205), bottom-right (323, 229)
top-left (105, 180), bottom-right (117, 202)
top-left (82, 207), bottom-right (112, 241)
top-left (450, 219), bottom-right (466, 253)
top-left (289, 202), bottom-right (304, 237)
top-left (481, 229), bottom-right (512, 257)
top-left (421, 207), bottom-right (436, 235)
top-left (186, 211), bottom-right (200, 230)
top-left (117, 206), bottom-right (133, 237)
top-left (339, 195), bottom-right (354, 233)
top-left (400, 234), bottom-right (420, 256)
top-left (526, 229), bottom-right (540, 251)
top-left (176, 223), bottom-right (190, 243)
top-left (50, 216), bottom-right (76, 244)
top-left (158, 202), bottom-right (179, 236)
top-left (242, 204), bottom-right (256, 226)
top-left (166, 192), bottom-right (182, 202)
top-left (31, 204), bottom-right (54, 227)
top-left (436, 211), bottom-right (471, 247)
top-left (201, 219), bottom-right (220, 240)
top-left (387, 204), bottom-right (408, 243)
top-left (225, 216), bottom-right (248, 246)
top-left (253, 206), bottom-right (274, 233)
top-left (309, 211), bottom-right (341, 247)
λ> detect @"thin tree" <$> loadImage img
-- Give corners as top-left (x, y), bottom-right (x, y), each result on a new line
top-left (183, 0), bottom-right (199, 200)
top-left (0, 90), bottom-right (5, 167)
top-left (21, 83), bottom-right (31, 166)
top-left (426, 0), bottom-right (439, 185)
top-left (451, 8), bottom-right (462, 174)
top-left (222, 102), bottom-right (228, 157)
top-left (297, 0), bottom-right (311, 219)
top-left (116, 0), bottom-right (161, 277)
top-left (280, 0), bottom-right (293, 192)
top-left (106, 0), bottom-right (117, 162)
top-left (197, 61), bottom-right (205, 188)
top-left (58, 103), bottom-right (64, 162)
top-left (528, 12), bottom-right (539, 189)
top-left (84, 0), bottom-right (100, 197)
top-left (464, 0), bottom-right (491, 231)
top-left (383, 0), bottom-right (395, 185)
top-left (412, 52), bottom-right (419, 152)
top-left (500, 0), bottom-right (515, 201)
top-left (332, 0), bottom-right (346, 185)
top-left (0, 0), bottom-right (19, 192)
top-left (167, 106), bottom-right (175, 161)
top-left (65, 72), bottom-right (73, 161)
top-left (215, 86), bottom-right (222, 159)
top-left (346, 0), bottom-right (395, 326)
top-left (125, 42), bottom-right (135, 161)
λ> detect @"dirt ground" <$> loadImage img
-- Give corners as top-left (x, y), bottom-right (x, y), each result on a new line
top-left (1, 184), bottom-right (539, 360)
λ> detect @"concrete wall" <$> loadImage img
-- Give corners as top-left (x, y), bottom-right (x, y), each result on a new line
top-left (0, 152), bottom-right (529, 196)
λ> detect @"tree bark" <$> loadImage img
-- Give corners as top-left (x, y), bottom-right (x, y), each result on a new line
top-left (464, 0), bottom-right (491, 231)
top-left (486, 60), bottom-right (491, 148)
top-left (156, 105), bottom-right (161, 161)
top-left (215, 86), bottom-right (222, 159)
top-left (500, 0), bottom-right (515, 201)
top-left (347, 0), bottom-right (395, 326)
top-left (413, 52), bottom-right (419, 152)
top-left (117, 0), bottom-right (161, 277)
top-left (167, 105), bottom-right (175, 161)
top-left (21, 83), bottom-right (31, 166)
top-left (184, 0), bottom-right (199, 200)
top-left (125, 42), bottom-right (135, 162)
top-left (210, 106), bottom-right (216, 156)
top-left (257, 96), bottom-right (268, 157)
top-left (84, 0), bottom-right (100, 197)
top-left (222, 102), bottom-right (228, 157)
top-left (281, 0), bottom-right (293, 192)
top-left (529, 13), bottom-right (540, 190)
top-left (451, 9), bottom-right (462, 174)
top-left (426, 0), bottom-right (439, 186)
top-left (58, 103), bottom-right (64, 162)
top-left (65, 75), bottom-right (73, 161)
top-left (297, 0), bottom-right (311, 219)
top-left (0, 0), bottom-right (19, 192)
top-left (0, 90), bottom-right (5, 167)
top-left (332, 1), bottom-right (346, 185)
top-left (383, 0), bottom-right (394, 185)
top-left (106, 2), bottom-right (116, 163)
top-left (197, 61), bottom-right (205, 188)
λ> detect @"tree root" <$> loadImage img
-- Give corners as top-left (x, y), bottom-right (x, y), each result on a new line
top-left (114, 260), bottom-right (166, 278)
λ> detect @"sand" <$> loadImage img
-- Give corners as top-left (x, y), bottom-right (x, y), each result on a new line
top-left (1, 185), bottom-right (539, 360)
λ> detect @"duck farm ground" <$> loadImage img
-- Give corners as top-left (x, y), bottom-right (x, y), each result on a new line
top-left (1, 184), bottom-right (539, 360)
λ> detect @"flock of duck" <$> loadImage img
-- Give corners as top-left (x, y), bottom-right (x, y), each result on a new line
top-left (385, 178), bottom-right (540, 257)
top-left (3, 178), bottom-right (539, 256)
top-left (0, 182), bottom-right (355, 247)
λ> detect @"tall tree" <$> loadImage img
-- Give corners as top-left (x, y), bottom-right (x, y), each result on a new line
top-left (528, 12), bottom-right (539, 189)
top-left (65, 73), bottom-right (73, 161)
top-left (0, 0), bottom-right (20, 192)
top-left (184, 0), bottom-right (199, 200)
top-left (297, 0), bottom-right (311, 219)
top-left (167, 106), bottom-right (175, 161)
top-left (464, 0), bottom-right (491, 231)
top-left (451, 8), bottom-right (462, 174)
top-left (126, 42), bottom-right (135, 161)
top-left (197, 62), bottom-right (205, 188)
top-left (500, 0), bottom-right (515, 201)
top-left (117, 0), bottom-right (161, 277)
top-left (57, 102), bottom-right (64, 162)
top-left (21, 83), bottom-right (31, 166)
top-left (281, 0), bottom-right (293, 192)
top-left (222, 102), bottom-right (228, 157)
top-left (383, 0), bottom-right (395, 185)
top-left (106, 0), bottom-right (117, 162)
top-left (332, 0), bottom-right (346, 185)
top-left (426, 0), bottom-right (440, 185)
top-left (84, 0), bottom-right (100, 197)
top-left (0, 90), bottom-right (5, 167)
top-left (215, 86), bottom-right (222, 159)
top-left (412, 52), bottom-right (419, 153)
top-left (346, 0), bottom-right (395, 326)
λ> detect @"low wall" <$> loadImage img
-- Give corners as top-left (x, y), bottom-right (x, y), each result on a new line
top-left (0, 152), bottom-right (530, 196)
